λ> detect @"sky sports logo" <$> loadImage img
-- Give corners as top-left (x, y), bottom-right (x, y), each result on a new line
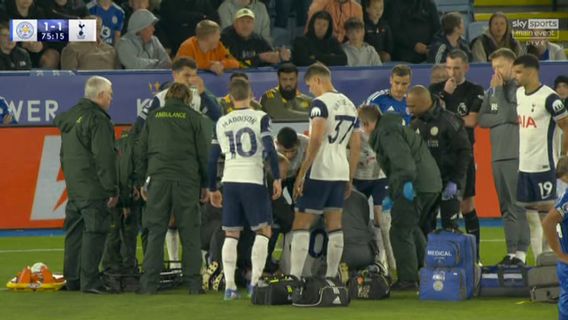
top-left (511, 19), bottom-right (560, 43)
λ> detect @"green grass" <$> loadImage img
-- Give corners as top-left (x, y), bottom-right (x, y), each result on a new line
top-left (0, 228), bottom-right (558, 320)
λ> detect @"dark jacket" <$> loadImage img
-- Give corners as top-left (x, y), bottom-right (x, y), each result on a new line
top-left (54, 98), bottom-right (118, 201)
top-left (220, 26), bottom-right (273, 68)
top-left (134, 98), bottom-right (209, 187)
top-left (0, 47), bottom-right (32, 70)
top-left (159, 0), bottom-right (218, 53)
top-left (363, 16), bottom-right (393, 57)
top-left (429, 80), bottom-right (484, 145)
top-left (369, 112), bottom-right (442, 198)
top-left (116, 130), bottom-right (136, 208)
top-left (384, 0), bottom-right (440, 63)
top-left (410, 102), bottom-right (472, 188)
top-left (427, 32), bottom-right (472, 64)
top-left (292, 11), bottom-right (347, 67)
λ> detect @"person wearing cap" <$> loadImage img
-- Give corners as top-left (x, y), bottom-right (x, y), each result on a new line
top-left (221, 8), bottom-right (290, 68)
top-left (218, 0), bottom-right (271, 43)
top-left (116, 8), bottom-right (171, 69)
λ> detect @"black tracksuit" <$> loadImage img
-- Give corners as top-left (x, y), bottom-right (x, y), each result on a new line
top-left (411, 102), bottom-right (472, 234)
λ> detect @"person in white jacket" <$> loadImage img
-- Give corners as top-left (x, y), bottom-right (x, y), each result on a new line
top-left (116, 9), bottom-right (172, 69)
top-left (217, 0), bottom-right (271, 44)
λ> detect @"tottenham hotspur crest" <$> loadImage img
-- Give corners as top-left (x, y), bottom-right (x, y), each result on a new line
top-left (457, 102), bottom-right (468, 116)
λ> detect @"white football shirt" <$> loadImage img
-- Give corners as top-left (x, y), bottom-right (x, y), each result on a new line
top-left (517, 84), bottom-right (567, 173)
top-left (308, 91), bottom-right (358, 181)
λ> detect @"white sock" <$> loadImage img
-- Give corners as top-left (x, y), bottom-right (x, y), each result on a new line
top-left (290, 230), bottom-right (310, 278)
top-left (165, 229), bottom-right (180, 266)
top-left (222, 237), bottom-right (238, 290)
top-left (373, 224), bottom-right (387, 267)
top-left (251, 235), bottom-right (269, 286)
top-left (326, 230), bottom-right (344, 278)
top-left (515, 251), bottom-right (527, 263)
top-left (527, 210), bottom-right (543, 259)
top-left (508, 253), bottom-right (516, 259)
top-left (380, 213), bottom-right (396, 272)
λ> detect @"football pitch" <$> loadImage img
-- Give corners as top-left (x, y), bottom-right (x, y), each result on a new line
top-left (0, 225), bottom-right (558, 320)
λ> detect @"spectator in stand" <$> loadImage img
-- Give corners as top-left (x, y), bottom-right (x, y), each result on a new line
top-left (221, 8), bottom-right (290, 68)
top-left (87, 0), bottom-right (125, 46)
top-left (292, 10), bottom-right (347, 67)
top-left (362, 0), bottom-right (392, 63)
top-left (0, 97), bottom-right (17, 124)
top-left (116, 9), bottom-right (171, 69)
top-left (430, 63), bottom-right (448, 84)
top-left (471, 12), bottom-right (523, 63)
top-left (342, 17), bottom-right (382, 67)
top-left (0, 22), bottom-right (32, 70)
top-left (218, 0), bottom-right (271, 44)
top-left (159, 0), bottom-right (217, 55)
top-left (120, 0), bottom-right (149, 33)
top-left (428, 12), bottom-right (471, 64)
top-left (219, 72), bottom-right (262, 113)
top-left (44, 0), bottom-right (87, 18)
top-left (176, 19), bottom-right (239, 75)
top-left (526, 40), bottom-right (567, 61)
top-left (556, 75), bottom-right (568, 105)
top-left (272, 0), bottom-right (310, 34)
top-left (61, 16), bottom-right (119, 70)
top-left (306, 0), bottom-right (363, 43)
top-left (384, 0), bottom-right (440, 63)
top-left (1, 0), bottom-right (46, 68)
top-left (38, 47), bottom-right (60, 69)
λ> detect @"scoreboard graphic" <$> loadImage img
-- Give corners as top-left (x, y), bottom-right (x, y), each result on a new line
top-left (10, 19), bottom-right (97, 42)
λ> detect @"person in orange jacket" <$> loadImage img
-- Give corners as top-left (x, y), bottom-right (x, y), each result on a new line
top-left (176, 19), bottom-right (240, 75)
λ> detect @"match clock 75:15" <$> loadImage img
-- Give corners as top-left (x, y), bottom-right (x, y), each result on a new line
top-left (37, 19), bottom-right (69, 42)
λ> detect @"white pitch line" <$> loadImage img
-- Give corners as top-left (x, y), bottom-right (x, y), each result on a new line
top-left (0, 240), bottom-right (506, 254)
top-left (0, 248), bottom-right (64, 254)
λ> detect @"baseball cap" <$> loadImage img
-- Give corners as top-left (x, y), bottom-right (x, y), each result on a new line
top-left (234, 8), bottom-right (255, 21)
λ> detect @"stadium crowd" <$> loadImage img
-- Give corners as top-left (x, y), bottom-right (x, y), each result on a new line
top-left (0, 0), bottom-right (567, 71)
top-left (2, 0), bottom-right (568, 311)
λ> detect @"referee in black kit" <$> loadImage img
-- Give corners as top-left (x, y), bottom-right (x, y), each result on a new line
top-left (407, 86), bottom-right (472, 236)
top-left (430, 49), bottom-right (484, 262)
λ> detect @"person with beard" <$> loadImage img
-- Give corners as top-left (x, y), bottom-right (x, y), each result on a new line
top-left (221, 8), bottom-right (290, 68)
top-left (471, 12), bottom-right (524, 63)
top-left (260, 63), bottom-right (312, 121)
top-left (292, 10), bottom-right (347, 67)
top-left (383, 0), bottom-right (440, 64)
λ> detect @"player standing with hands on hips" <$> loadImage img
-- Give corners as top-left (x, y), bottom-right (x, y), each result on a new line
top-left (208, 78), bottom-right (282, 300)
top-left (289, 63), bottom-right (361, 280)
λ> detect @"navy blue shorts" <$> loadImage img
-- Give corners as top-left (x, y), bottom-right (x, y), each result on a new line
top-left (295, 176), bottom-right (346, 214)
top-left (353, 178), bottom-right (388, 206)
top-left (558, 263), bottom-right (568, 319)
top-left (517, 170), bottom-right (557, 206)
top-left (222, 182), bottom-right (272, 231)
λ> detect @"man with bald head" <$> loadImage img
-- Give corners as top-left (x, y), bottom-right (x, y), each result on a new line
top-left (408, 85), bottom-right (472, 236)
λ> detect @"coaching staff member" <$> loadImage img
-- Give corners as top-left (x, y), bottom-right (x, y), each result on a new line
top-left (135, 83), bottom-right (210, 295)
top-left (54, 76), bottom-right (118, 294)
top-left (408, 85), bottom-right (472, 235)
